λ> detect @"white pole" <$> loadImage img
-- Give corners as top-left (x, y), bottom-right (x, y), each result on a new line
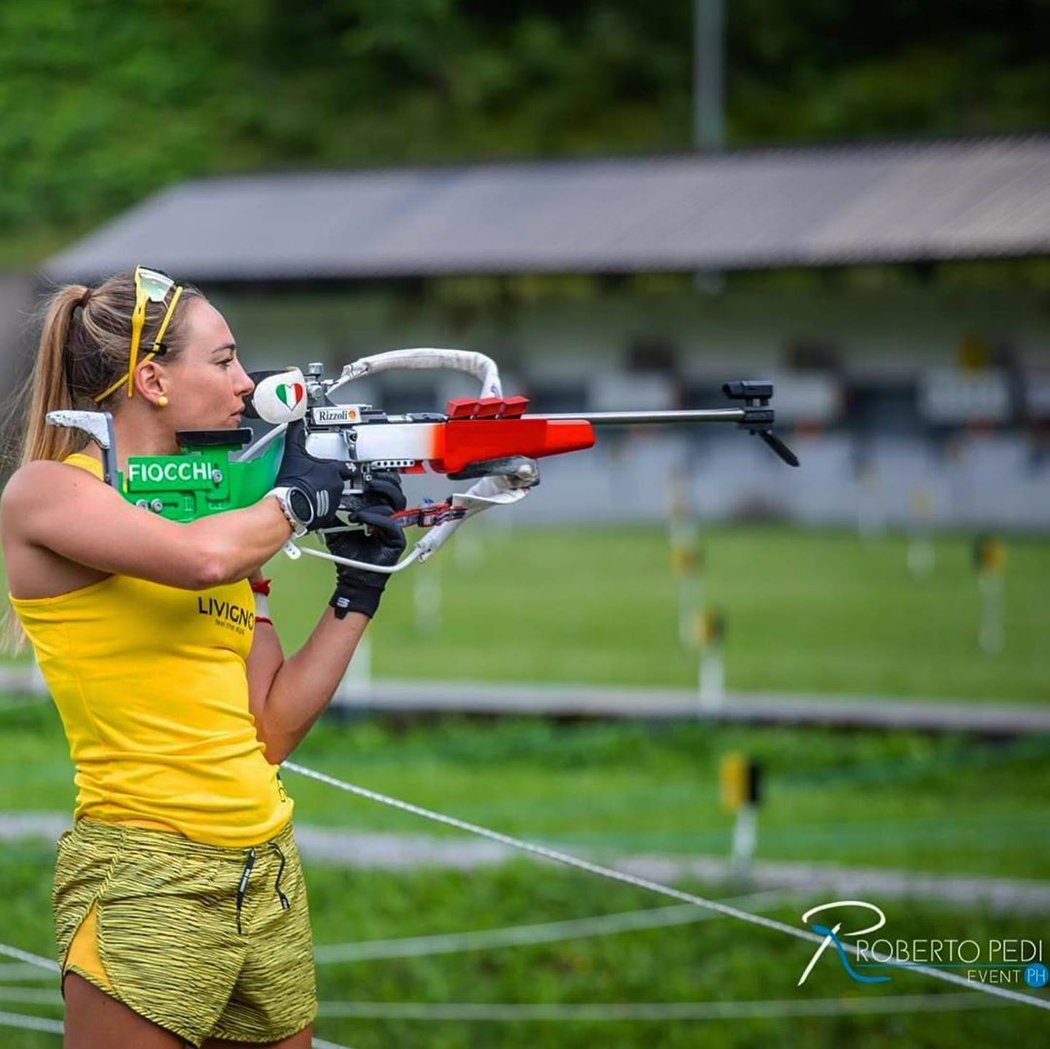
top-left (668, 463), bottom-right (702, 650)
top-left (906, 535), bottom-right (935, 578)
top-left (679, 575), bottom-right (703, 648)
top-left (730, 803), bottom-right (757, 881)
top-left (907, 488), bottom-right (935, 578)
top-left (414, 564), bottom-right (442, 637)
top-left (454, 522), bottom-right (484, 571)
top-left (698, 636), bottom-right (725, 710)
top-left (979, 572), bottom-right (1004, 654)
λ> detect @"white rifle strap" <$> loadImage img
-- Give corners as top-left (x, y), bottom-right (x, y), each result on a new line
top-left (413, 475), bottom-right (529, 563)
top-left (332, 348), bottom-right (503, 399)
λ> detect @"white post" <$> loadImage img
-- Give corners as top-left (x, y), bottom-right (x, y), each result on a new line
top-left (974, 536), bottom-right (1006, 655)
top-left (454, 523), bottom-right (484, 571)
top-left (698, 637), bottom-right (725, 710)
top-left (668, 464), bottom-right (702, 650)
top-left (979, 572), bottom-right (1004, 654)
top-left (907, 536), bottom-right (935, 578)
top-left (414, 565), bottom-right (442, 637)
top-left (488, 505), bottom-right (514, 546)
top-left (730, 803), bottom-right (757, 881)
top-left (907, 488), bottom-right (935, 578)
top-left (679, 574), bottom-right (704, 648)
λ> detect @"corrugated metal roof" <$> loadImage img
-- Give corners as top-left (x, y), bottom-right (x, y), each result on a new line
top-left (44, 136), bottom-right (1050, 283)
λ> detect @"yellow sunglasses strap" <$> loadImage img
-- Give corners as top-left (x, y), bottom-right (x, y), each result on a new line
top-left (94, 284), bottom-right (184, 403)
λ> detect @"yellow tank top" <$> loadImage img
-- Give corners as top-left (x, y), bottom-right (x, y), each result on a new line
top-left (8, 453), bottom-right (292, 847)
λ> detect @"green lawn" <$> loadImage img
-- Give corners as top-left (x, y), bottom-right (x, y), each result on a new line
top-left (0, 524), bottom-right (1047, 1046)
top-left (2, 707), bottom-right (1048, 881)
top-left (2, 669), bottom-right (1048, 1047)
top-left (0, 849), bottom-right (1042, 1049)
top-left (265, 524), bottom-right (1050, 701)
top-left (3, 524), bottom-right (1046, 701)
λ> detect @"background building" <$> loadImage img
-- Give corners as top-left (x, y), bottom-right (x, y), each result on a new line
top-left (40, 136), bottom-right (1050, 528)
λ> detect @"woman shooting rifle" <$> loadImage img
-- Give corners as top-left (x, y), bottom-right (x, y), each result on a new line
top-left (1, 266), bottom-right (403, 1049)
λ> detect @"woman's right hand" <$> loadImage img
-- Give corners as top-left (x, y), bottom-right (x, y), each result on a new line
top-left (323, 471), bottom-right (407, 619)
top-left (271, 420), bottom-right (349, 532)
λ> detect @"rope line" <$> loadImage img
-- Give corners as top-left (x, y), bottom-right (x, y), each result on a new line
top-left (283, 761), bottom-right (1050, 1012)
top-left (315, 891), bottom-right (785, 963)
top-left (315, 992), bottom-right (1007, 1021)
top-left (0, 1008), bottom-right (63, 1034)
top-left (0, 963), bottom-right (55, 982)
top-left (0, 986), bottom-right (62, 1006)
top-left (0, 945), bottom-right (59, 973)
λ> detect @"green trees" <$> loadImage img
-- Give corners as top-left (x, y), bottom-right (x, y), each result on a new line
top-left (0, 0), bottom-right (1046, 259)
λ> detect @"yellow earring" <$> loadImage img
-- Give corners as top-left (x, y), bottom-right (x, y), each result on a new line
top-left (156, 395), bottom-right (169, 408)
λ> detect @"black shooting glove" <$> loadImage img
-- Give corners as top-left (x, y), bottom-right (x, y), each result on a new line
top-left (324, 471), bottom-right (408, 619)
top-left (271, 420), bottom-right (349, 533)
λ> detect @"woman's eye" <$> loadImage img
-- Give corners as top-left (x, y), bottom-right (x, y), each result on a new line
top-left (219, 357), bottom-right (235, 368)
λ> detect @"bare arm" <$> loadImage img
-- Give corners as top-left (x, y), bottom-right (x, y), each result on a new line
top-left (5, 458), bottom-right (367, 762)
top-left (2, 459), bottom-right (293, 592)
top-left (247, 607), bottom-right (370, 764)
top-left (245, 573), bottom-right (285, 720)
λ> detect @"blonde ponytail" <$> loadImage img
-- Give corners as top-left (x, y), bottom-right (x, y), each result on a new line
top-left (2, 271), bottom-right (203, 653)
top-left (19, 285), bottom-right (91, 466)
top-left (1, 286), bottom-right (88, 653)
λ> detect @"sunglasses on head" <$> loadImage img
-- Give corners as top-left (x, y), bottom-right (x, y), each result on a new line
top-left (93, 265), bottom-right (184, 402)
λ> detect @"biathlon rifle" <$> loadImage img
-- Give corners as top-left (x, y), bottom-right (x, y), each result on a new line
top-left (47, 348), bottom-right (798, 574)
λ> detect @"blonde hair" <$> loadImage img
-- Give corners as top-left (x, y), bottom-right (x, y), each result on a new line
top-left (2, 271), bottom-right (204, 651)
top-left (18, 271), bottom-right (203, 466)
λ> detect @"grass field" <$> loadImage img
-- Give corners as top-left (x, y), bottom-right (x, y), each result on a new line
top-left (2, 707), bottom-right (1047, 879)
top-left (0, 523), bottom-right (1047, 1046)
top-left (3, 524), bottom-right (1046, 701)
top-left (264, 524), bottom-right (1050, 701)
top-left (0, 845), bottom-right (1044, 1048)
top-left (0, 715), bottom-right (1046, 1045)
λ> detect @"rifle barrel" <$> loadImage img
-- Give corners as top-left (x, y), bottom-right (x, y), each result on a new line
top-left (523, 409), bottom-right (746, 425)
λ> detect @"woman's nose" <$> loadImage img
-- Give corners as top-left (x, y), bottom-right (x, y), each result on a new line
top-left (236, 362), bottom-right (254, 397)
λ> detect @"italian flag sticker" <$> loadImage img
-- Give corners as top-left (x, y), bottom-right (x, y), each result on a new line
top-left (277, 382), bottom-right (305, 408)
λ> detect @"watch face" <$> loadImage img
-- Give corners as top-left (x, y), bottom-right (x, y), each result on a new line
top-left (288, 488), bottom-right (314, 525)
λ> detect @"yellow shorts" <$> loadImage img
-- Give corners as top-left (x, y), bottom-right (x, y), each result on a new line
top-left (53, 817), bottom-right (316, 1046)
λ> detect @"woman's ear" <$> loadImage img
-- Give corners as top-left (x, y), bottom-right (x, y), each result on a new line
top-left (135, 359), bottom-right (168, 405)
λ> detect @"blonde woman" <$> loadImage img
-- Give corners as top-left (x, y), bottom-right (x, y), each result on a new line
top-left (1, 267), bottom-right (405, 1049)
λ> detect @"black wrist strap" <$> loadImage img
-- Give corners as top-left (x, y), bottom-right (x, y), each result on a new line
top-left (330, 587), bottom-right (382, 620)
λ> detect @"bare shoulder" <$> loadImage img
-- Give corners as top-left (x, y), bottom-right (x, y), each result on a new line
top-left (1, 461), bottom-right (120, 553)
top-left (2, 459), bottom-right (104, 518)
top-left (2, 461), bottom-right (115, 597)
